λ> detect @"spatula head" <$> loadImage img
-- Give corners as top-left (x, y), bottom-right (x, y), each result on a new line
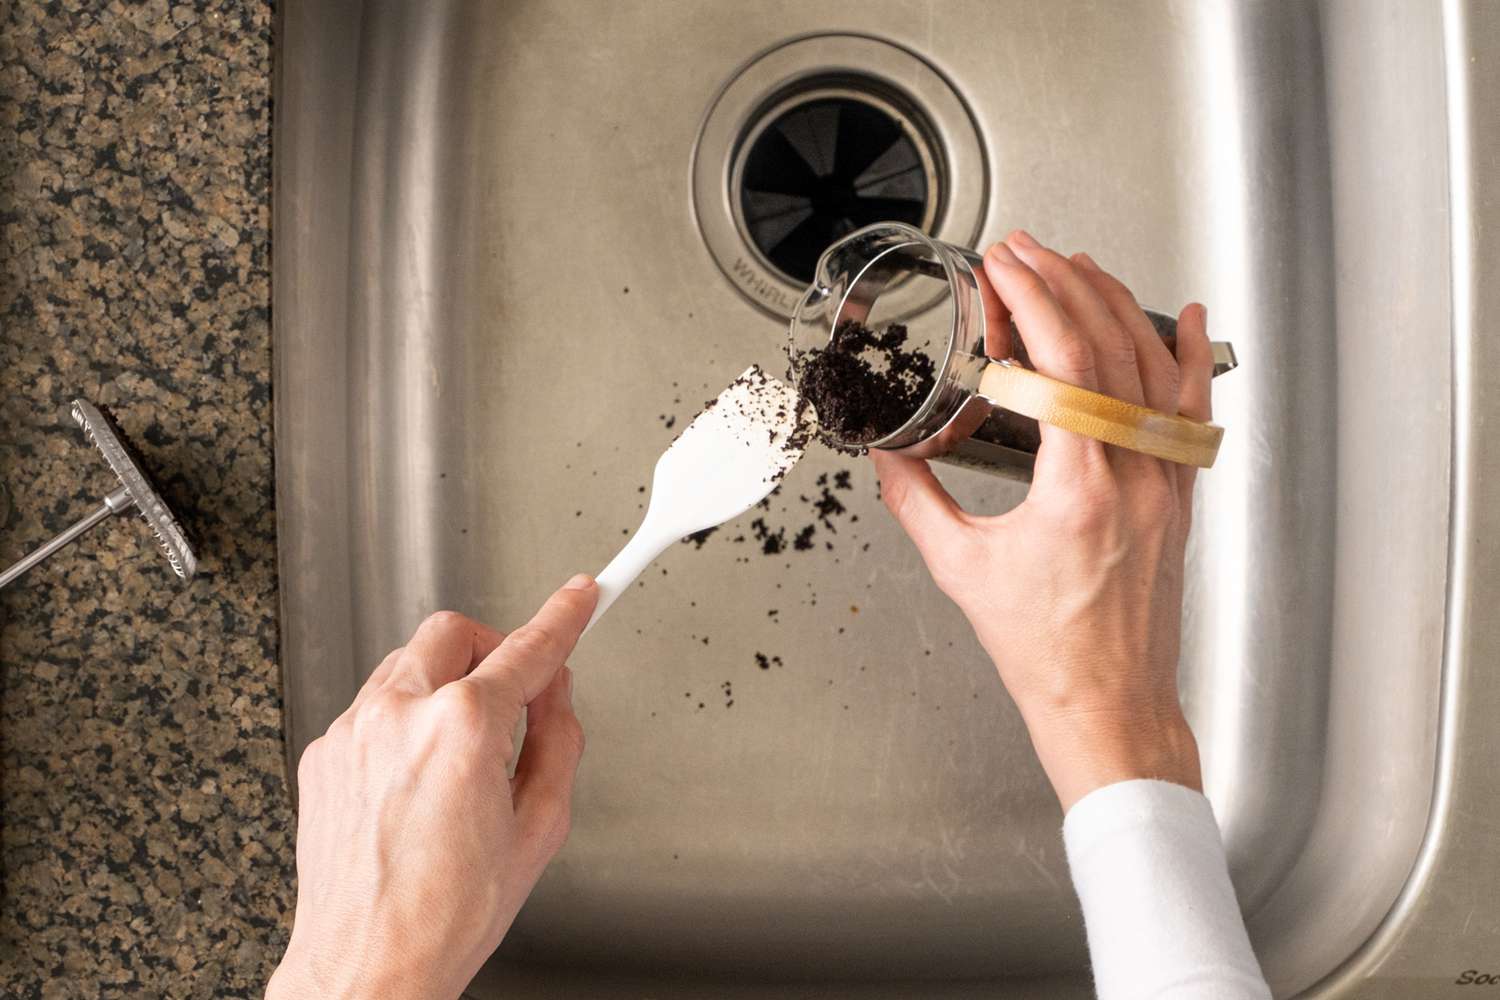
top-left (647, 366), bottom-right (808, 538)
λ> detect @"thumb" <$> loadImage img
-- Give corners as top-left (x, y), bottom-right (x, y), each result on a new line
top-left (870, 450), bottom-right (973, 586)
top-left (512, 666), bottom-right (585, 863)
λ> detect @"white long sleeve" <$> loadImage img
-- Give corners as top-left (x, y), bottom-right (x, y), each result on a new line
top-left (1062, 779), bottom-right (1272, 1000)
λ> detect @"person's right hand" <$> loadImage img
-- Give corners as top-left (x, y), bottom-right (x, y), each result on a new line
top-left (872, 229), bottom-right (1214, 812)
top-left (267, 577), bottom-right (596, 1000)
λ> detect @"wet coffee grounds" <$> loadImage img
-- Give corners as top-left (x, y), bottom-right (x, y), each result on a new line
top-left (794, 320), bottom-right (936, 449)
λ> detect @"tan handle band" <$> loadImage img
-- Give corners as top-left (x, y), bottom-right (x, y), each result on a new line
top-left (978, 361), bottom-right (1224, 468)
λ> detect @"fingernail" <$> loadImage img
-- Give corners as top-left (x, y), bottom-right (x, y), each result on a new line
top-left (563, 573), bottom-right (595, 591)
top-left (1075, 251), bottom-right (1098, 270)
top-left (988, 242), bottom-right (1020, 266)
top-left (563, 666), bottom-right (574, 700)
top-left (1010, 229), bottom-right (1039, 249)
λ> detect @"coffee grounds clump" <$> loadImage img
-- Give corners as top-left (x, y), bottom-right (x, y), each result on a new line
top-left (794, 320), bottom-right (937, 449)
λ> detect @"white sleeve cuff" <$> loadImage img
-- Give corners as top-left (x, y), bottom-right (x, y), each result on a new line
top-left (1062, 779), bottom-right (1271, 1000)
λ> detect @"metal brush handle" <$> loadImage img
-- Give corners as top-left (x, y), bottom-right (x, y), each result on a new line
top-left (0, 487), bottom-right (133, 589)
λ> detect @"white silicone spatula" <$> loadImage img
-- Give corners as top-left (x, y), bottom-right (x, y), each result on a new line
top-left (585, 366), bottom-right (807, 632)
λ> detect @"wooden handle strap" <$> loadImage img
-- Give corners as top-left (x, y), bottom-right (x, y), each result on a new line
top-left (978, 361), bottom-right (1224, 468)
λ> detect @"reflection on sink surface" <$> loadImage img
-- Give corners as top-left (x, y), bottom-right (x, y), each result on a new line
top-left (273, 1), bottom-right (1496, 996)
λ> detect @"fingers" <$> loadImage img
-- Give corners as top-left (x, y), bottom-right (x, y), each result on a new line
top-left (1005, 231), bottom-right (1144, 406)
top-left (983, 242), bottom-right (1098, 390)
top-left (976, 260), bottom-right (1012, 360)
top-left (511, 666), bottom-right (584, 860)
top-left (1072, 252), bottom-right (1180, 414)
top-left (469, 575), bottom-right (598, 706)
top-left (1173, 303), bottom-right (1214, 501)
top-left (1174, 303), bottom-right (1213, 421)
top-left (983, 241), bottom-right (1107, 475)
top-left (393, 611), bottom-right (507, 693)
top-left (870, 450), bottom-right (974, 591)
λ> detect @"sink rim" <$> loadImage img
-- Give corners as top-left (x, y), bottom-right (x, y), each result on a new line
top-left (269, 1), bottom-right (1494, 994)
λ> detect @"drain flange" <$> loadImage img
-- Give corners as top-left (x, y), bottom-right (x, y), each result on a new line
top-left (692, 33), bottom-right (988, 321)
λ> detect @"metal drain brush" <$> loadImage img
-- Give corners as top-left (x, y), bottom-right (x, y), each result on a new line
top-left (0, 399), bottom-right (197, 590)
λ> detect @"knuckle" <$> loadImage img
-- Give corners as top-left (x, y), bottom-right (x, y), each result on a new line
top-left (432, 681), bottom-right (488, 730)
top-left (325, 711), bottom-right (355, 742)
top-left (421, 609), bottom-right (468, 632)
top-left (352, 688), bottom-right (403, 735)
top-left (1108, 323), bottom-right (1137, 360)
top-left (558, 716), bottom-right (587, 761)
top-left (1152, 363), bottom-right (1182, 405)
top-left (506, 624), bottom-right (559, 661)
top-left (1099, 271), bottom-right (1137, 303)
top-left (1053, 335), bottom-right (1096, 377)
top-left (1098, 328), bottom-right (1137, 372)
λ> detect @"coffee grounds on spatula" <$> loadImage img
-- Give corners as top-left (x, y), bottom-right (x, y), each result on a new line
top-left (795, 320), bottom-right (936, 449)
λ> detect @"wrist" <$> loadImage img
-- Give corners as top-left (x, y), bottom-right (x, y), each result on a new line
top-left (1024, 704), bottom-right (1202, 813)
top-left (267, 937), bottom-right (439, 1000)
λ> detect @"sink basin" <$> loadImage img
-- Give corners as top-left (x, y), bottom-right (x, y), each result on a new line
top-left (273, 1), bottom-right (1500, 995)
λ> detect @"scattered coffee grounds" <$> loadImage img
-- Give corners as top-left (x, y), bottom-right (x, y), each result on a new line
top-left (753, 653), bottom-right (784, 670)
top-left (683, 467), bottom-right (861, 558)
top-left (750, 517), bottom-right (786, 555)
top-left (809, 487), bottom-right (844, 527)
top-left (684, 527), bottom-right (717, 548)
top-left (793, 320), bottom-right (936, 448)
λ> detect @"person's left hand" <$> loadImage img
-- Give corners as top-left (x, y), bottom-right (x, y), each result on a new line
top-left (266, 576), bottom-right (597, 1000)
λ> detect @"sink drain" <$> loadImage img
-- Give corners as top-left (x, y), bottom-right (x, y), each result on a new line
top-left (693, 33), bottom-right (988, 320)
top-left (736, 90), bottom-right (939, 284)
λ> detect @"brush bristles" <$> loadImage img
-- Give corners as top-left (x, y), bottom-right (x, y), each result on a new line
top-left (71, 399), bottom-right (196, 581)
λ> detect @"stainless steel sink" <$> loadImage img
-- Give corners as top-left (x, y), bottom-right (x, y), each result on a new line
top-left (272, 1), bottom-right (1500, 995)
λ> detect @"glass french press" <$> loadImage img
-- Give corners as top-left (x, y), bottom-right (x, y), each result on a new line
top-left (788, 222), bottom-right (1237, 479)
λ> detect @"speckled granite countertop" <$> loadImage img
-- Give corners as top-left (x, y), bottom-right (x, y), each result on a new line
top-left (0, 2), bottom-right (294, 997)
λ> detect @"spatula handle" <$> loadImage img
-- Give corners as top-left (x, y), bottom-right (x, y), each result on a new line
top-left (585, 524), bottom-right (675, 634)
